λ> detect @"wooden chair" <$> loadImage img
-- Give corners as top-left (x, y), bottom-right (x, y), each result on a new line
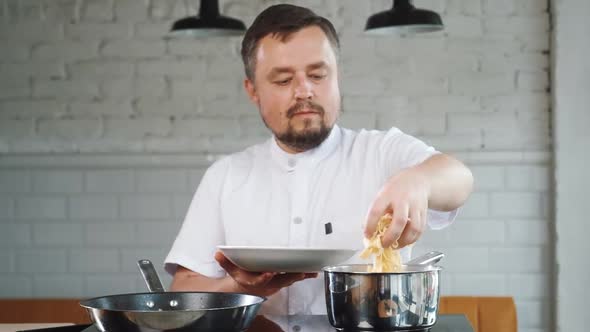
top-left (439, 296), bottom-right (518, 332)
top-left (0, 299), bottom-right (90, 324)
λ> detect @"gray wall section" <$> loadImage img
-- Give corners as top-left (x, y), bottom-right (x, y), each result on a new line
top-left (552, 0), bottom-right (590, 331)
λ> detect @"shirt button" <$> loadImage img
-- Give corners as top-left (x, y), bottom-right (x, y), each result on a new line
top-left (293, 217), bottom-right (303, 224)
top-left (292, 325), bottom-right (301, 332)
top-left (288, 159), bottom-right (297, 168)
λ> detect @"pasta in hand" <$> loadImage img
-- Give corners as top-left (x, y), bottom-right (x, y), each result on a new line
top-left (360, 213), bottom-right (402, 272)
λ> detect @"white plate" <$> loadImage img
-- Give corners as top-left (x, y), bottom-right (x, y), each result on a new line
top-left (217, 246), bottom-right (358, 272)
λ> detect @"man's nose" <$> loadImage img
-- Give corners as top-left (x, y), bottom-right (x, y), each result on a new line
top-left (294, 77), bottom-right (313, 100)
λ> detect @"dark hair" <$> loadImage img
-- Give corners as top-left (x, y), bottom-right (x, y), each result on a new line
top-left (240, 4), bottom-right (340, 82)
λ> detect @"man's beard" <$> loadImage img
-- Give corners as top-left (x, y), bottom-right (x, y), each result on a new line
top-left (266, 101), bottom-right (333, 152)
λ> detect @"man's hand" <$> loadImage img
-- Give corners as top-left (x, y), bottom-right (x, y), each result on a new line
top-left (214, 252), bottom-right (317, 297)
top-left (363, 167), bottom-right (430, 249)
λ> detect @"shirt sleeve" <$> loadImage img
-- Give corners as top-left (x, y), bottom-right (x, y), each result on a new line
top-left (376, 127), bottom-right (457, 230)
top-left (164, 158), bottom-right (230, 278)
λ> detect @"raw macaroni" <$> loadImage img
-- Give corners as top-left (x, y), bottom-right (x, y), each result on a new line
top-left (360, 213), bottom-right (402, 272)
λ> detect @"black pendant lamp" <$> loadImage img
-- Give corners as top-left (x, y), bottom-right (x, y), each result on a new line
top-left (365, 0), bottom-right (444, 35)
top-left (169, 0), bottom-right (246, 37)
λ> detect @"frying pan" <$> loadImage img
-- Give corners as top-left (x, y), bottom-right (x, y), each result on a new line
top-left (80, 259), bottom-right (265, 332)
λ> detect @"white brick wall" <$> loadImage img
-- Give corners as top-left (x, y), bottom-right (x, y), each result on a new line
top-left (16, 196), bottom-right (67, 219)
top-left (85, 170), bottom-right (134, 193)
top-left (0, 0), bottom-right (551, 154)
top-left (0, 276), bottom-right (33, 297)
top-left (69, 196), bottom-right (118, 219)
top-left (0, 1), bottom-right (553, 331)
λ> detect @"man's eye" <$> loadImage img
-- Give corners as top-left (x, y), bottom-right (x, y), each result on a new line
top-left (275, 78), bottom-right (291, 85)
top-left (310, 74), bottom-right (326, 80)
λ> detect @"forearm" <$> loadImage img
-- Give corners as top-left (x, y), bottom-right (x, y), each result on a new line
top-left (410, 153), bottom-right (473, 211)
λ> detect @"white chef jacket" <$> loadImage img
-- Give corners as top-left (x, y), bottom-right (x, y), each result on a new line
top-left (165, 125), bottom-right (456, 315)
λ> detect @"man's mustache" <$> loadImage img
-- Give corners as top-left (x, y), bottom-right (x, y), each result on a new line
top-left (287, 101), bottom-right (325, 118)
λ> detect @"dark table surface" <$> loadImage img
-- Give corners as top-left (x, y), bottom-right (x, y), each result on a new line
top-left (19, 314), bottom-right (473, 332)
top-left (243, 314), bottom-right (474, 332)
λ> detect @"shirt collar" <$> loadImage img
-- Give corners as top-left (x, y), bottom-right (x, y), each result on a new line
top-left (269, 125), bottom-right (341, 171)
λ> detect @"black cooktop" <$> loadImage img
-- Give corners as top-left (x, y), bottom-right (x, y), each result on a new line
top-left (18, 314), bottom-right (473, 332)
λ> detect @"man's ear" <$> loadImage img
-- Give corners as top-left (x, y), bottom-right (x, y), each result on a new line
top-left (244, 78), bottom-right (259, 105)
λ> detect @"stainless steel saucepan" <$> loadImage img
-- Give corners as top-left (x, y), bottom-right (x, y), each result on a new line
top-left (323, 251), bottom-right (444, 331)
top-left (80, 259), bottom-right (265, 332)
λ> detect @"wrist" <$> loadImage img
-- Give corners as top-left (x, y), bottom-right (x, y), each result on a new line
top-left (221, 276), bottom-right (244, 293)
top-left (405, 166), bottom-right (432, 203)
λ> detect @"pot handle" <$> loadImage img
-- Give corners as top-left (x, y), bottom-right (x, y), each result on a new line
top-left (137, 259), bottom-right (166, 292)
top-left (405, 251), bottom-right (444, 266)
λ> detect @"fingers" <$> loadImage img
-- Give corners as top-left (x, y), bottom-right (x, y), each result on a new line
top-left (215, 251), bottom-right (275, 287)
top-left (214, 251), bottom-right (235, 272)
top-left (266, 272), bottom-right (316, 289)
top-left (381, 203), bottom-right (409, 248)
top-left (363, 192), bottom-right (389, 239)
top-left (397, 207), bottom-right (423, 248)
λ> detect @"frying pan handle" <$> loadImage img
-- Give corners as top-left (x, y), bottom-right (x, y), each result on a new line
top-left (137, 259), bottom-right (166, 292)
